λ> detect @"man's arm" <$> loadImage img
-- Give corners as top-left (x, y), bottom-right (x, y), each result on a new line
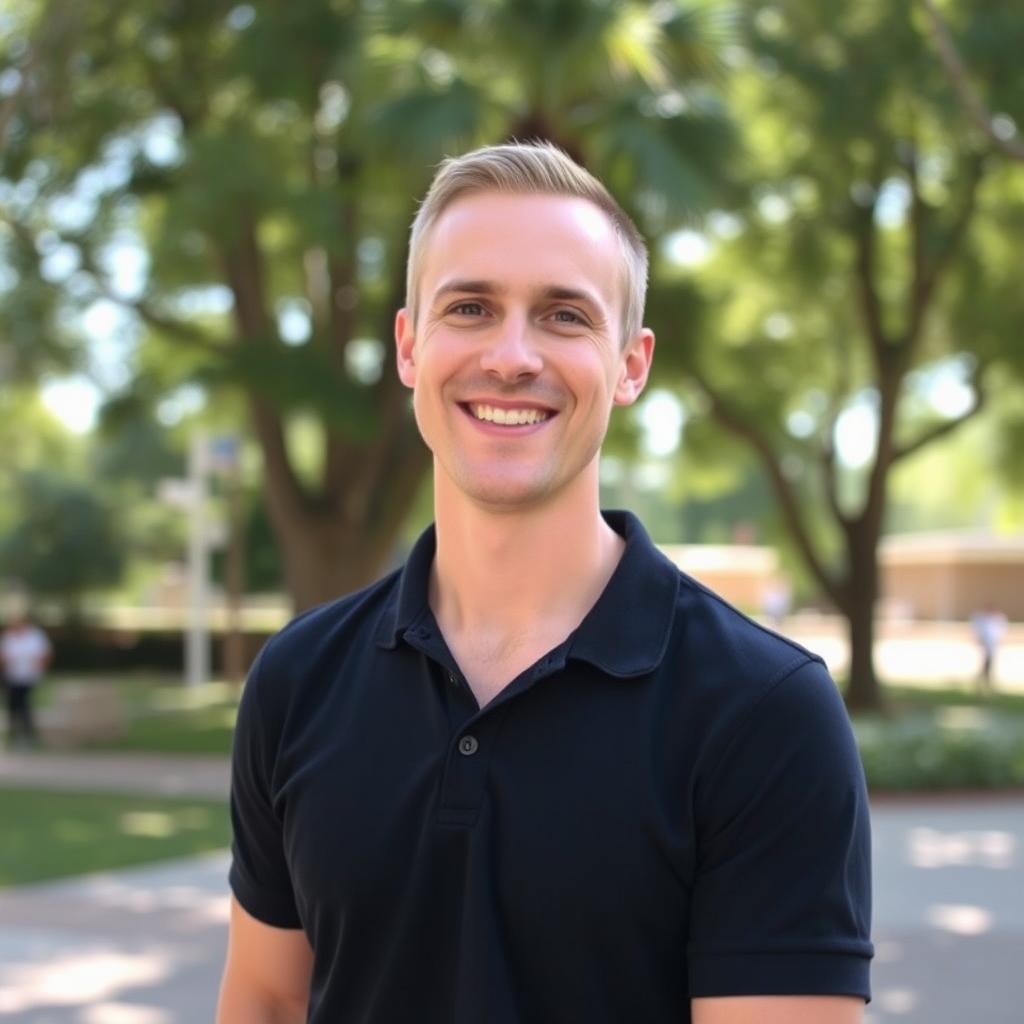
top-left (693, 995), bottom-right (864, 1023)
top-left (216, 895), bottom-right (314, 1024)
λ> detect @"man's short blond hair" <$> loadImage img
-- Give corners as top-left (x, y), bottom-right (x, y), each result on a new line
top-left (406, 142), bottom-right (648, 343)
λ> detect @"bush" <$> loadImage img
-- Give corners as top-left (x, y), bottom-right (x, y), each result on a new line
top-left (852, 707), bottom-right (1024, 791)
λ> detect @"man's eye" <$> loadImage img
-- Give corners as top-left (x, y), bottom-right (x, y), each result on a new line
top-left (551, 309), bottom-right (584, 324)
top-left (450, 302), bottom-right (485, 316)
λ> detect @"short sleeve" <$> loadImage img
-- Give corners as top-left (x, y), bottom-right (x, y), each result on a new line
top-left (688, 658), bottom-right (873, 1001)
top-left (228, 647), bottom-right (303, 928)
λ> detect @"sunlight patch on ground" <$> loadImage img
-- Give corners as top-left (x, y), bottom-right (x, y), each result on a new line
top-left (67, 876), bottom-right (231, 920)
top-left (183, 894), bottom-right (232, 927)
top-left (926, 903), bottom-right (993, 936)
top-left (0, 948), bottom-right (170, 1013)
top-left (83, 1003), bottom-right (172, 1024)
top-left (876, 987), bottom-right (918, 1014)
top-left (908, 828), bottom-right (1016, 869)
top-left (872, 939), bottom-right (903, 963)
top-left (120, 812), bottom-right (178, 838)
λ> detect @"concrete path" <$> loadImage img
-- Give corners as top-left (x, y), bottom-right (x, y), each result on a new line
top-left (867, 796), bottom-right (1024, 1022)
top-left (0, 751), bottom-right (229, 800)
top-left (0, 852), bottom-right (230, 1023)
top-left (2, 789), bottom-right (1023, 1021)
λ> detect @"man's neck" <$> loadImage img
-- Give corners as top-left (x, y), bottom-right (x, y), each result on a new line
top-left (429, 471), bottom-right (624, 651)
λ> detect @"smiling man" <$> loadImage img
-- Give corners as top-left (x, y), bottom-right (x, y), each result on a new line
top-left (217, 143), bottom-right (872, 1023)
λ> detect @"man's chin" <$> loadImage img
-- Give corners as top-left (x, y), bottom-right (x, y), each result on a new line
top-left (453, 475), bottom-right (557, 513)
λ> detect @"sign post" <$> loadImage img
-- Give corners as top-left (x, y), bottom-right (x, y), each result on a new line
top-left (184, 429), bottom-right (210, 688)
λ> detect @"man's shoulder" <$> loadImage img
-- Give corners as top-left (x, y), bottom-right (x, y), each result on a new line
top-left (256, 567), bottom-right (404, 679)
top-left (671, 566), bottom-right (828, 698)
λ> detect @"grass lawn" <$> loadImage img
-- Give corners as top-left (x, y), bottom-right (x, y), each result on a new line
top-left (37, 675), bottom-right (239, 755)
top-left (0, 787), bottom-right (231, 887)
top-left (98, 681), bottom-right (238, 755)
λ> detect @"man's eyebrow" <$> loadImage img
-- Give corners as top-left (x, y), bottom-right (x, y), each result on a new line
top-left (540, 285), bottom-right (603, 310)
top-left (431, 279), bottom-right (504, 303)
top-left (430, 280), bottom-right (605, 311)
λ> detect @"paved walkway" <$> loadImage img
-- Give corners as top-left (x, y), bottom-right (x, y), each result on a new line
top-left (2, 747), bottom-right (1023, 1021)
top-left (867, 796), bottom-right (1024, 1022)
top-left (0, 751), bottom-right (229, 800)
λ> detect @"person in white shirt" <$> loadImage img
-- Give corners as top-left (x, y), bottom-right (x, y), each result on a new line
top-left (971, 604), bottom-right (1007, 692)
top-left (1, 611), bottom-right (52, 747)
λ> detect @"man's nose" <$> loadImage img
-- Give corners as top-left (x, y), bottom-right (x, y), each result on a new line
top-left (479, 316), bottom-right (543, 381)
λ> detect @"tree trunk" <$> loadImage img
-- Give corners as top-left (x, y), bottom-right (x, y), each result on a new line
top-left (844, 591), bottom-right (882, 711)
top-left (258, 415), bottom-right (432, 613)
top-left (272, 508), bottom-right (401, 611)
top-left (841, 532), bottom-right (884, 711)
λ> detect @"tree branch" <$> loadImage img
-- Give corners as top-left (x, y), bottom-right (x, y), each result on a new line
top-left (324, 215), bottom-right (415, 500)
top-left (2, 209), bottom-right (224, 353)
top-left (906, 153), bottom-right (984, 349)
top-left (690, 371), bottom-right (844, 608)
top-left (891, 377), bottom-right (986, 463)
top-left (920, 0), bottom-right (1024, 163)
top-left (851, 197), bottom-right (889, 361)
top-left (80, 262), bottom-right (223, 353)
top-left (218, 215), bottom-right (274, 340)
top-left (818, 431), bottom-right (852, 533)
top-left (248, 391), bottom-right (307, 517)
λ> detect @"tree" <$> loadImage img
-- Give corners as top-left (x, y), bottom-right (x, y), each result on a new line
top-left (1, 0), bottom-right (734, 610)
top-left (0, 470), bottom-right (125, 617)
top-left (652, 1), bottom-right (1024, 709)
top-left (919, 0), bottom-right (1024, 163)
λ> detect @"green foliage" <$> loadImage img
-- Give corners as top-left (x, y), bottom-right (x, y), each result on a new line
top-left (0, 470), bottom-right (125, 605)
top-left (645, 2), bottom-right (1024, 711)
top-left (677, 0), bottom-right (1024, 451)
top-left (0, 788), bottom-right (230, 886)
top-left (853, 706), bottom-right (1024, 791)
top-left (0, 0), bottom-right (746, 604)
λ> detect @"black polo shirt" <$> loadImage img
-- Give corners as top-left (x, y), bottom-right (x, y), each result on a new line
top-left (229, 511), bottom-right (872, 1022)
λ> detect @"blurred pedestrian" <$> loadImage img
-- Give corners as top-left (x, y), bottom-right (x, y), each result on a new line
top-left (762, 577), bottom-right (792, 628)
top-left (1, 608), bottom-right (52, 747)
top-left (971, 603), bottom-right (1007, 693)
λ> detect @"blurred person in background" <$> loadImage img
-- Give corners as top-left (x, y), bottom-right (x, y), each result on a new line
top-left (1, 605), bottom-right (52, 748)
top-left (972, 602), bottom-right (1007, 692)
top-left (217, 143), bottom-right (872, 1024)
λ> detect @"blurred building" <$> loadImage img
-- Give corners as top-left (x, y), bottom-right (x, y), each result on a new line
top-left (880, 532), bottom-right (1024, 621)
top-left (659, 543), bottom-right (778, 613)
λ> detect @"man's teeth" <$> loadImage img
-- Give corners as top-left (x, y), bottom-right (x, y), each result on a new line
top-left (470, 404), bottom-right (549, 426)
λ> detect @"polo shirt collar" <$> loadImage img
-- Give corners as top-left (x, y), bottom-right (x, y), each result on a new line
top-left (376, 510), bottom-right (679, 678)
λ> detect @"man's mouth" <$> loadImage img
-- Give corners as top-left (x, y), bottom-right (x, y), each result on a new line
top-left (465, 403), bottom-right (552, 426)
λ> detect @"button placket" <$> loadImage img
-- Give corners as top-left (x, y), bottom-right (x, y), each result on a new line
top-left (437, 704), bottom-right (512, 827)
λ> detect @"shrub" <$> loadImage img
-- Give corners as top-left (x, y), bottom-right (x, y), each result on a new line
top-left (852, 707), bottom-right (1024, 791)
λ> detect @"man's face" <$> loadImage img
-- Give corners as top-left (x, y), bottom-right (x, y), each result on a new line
top-left (395, 191), bottom-right (653, 512)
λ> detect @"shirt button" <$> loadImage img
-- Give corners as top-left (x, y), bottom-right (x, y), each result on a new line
top-left (458, 735), bottom-right (479, 756)
top-left (447, 672), bottom-right (458, 685)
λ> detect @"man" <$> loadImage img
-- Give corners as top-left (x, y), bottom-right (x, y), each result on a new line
top-left (1, 607), bottom-right (52, 748)
top-left (218, 143), bottom-right (872, 1023)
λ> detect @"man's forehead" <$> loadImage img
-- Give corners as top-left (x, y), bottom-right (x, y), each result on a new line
top-left (431, 191), bottom-right (616, 244)
top-left (421, 192), bottom-right (623, 304)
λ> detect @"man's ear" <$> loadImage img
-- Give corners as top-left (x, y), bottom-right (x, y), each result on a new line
top-left (613, 328), bottom-right (655, 407)
top-left (395, 307), bottom-right (417, 388)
